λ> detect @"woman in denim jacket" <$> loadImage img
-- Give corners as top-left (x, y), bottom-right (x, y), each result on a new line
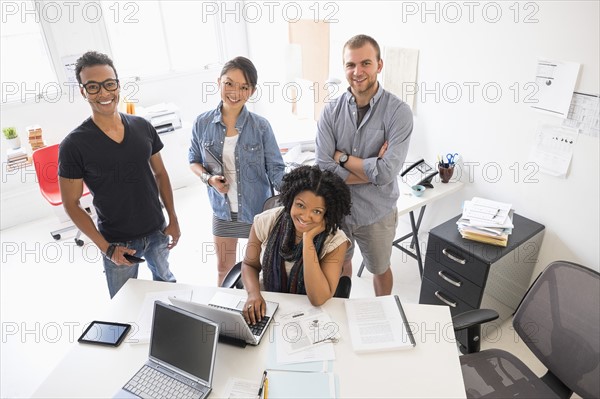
top-left (189, 57), bottom-right (285, 285)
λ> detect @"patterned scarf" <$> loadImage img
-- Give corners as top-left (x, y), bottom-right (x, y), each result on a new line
top-left (263, 211), bottom-right (327, 294)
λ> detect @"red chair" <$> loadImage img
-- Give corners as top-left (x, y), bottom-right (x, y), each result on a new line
top-left (32, 144), bottom-right (92, 247)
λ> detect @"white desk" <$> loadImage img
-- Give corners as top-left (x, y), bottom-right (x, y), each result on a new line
top-left (358, 181), bottom-right (464, 278)
top-left (33, 279), bottom-right (466, 398)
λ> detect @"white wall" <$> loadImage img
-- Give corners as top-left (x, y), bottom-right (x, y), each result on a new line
top-left (247, 1), bottom-right (600, 274)
top-left (0, 1), bottom-right (248, 229)
top-left (2, 1), bottom-right (598, 275)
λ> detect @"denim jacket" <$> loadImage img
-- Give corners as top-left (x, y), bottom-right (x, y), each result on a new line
top-left (189, 103), bottom-right (285, 224)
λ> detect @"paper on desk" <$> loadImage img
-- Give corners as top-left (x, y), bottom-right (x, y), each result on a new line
top-left (223, 378), bottom-right (260, 399)
top-left (345, 296), bottom-right (415, 353)
top-left (464, 197), bottom-right (512, 225)
top-left (275, 307), bottom-right (336, 364)
top-left (129, 289), bottom-right (193, 344)
top-left (267, 334), bottom-right (333, 372)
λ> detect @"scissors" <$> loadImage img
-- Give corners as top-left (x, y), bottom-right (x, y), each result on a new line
top-left (446, 153), bottom-right (459, 165)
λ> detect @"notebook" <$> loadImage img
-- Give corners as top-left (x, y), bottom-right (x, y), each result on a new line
top-left (203, 147), bottom-right (223, 176)
top-left (169, 292), bottom-right (279, 346)
top-left (114, 301), bottom-right (220, 399)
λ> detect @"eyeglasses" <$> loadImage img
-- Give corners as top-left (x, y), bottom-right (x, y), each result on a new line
top-left (80, 78), bottom-right (120, 94)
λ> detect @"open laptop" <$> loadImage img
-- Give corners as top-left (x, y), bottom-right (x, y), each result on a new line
top-left (115, 301), bottom-right (219, 399)
top-left (169, 292), bottom-right (278, 346)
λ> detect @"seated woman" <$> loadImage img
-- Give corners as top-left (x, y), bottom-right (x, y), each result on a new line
top-left (242, 165), bottom-right (351, 323)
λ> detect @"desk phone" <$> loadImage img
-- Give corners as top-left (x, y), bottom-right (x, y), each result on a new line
top-left (401, 159), bottom-right (438, 188)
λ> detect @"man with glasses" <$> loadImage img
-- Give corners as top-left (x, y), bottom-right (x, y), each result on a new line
top-left (58, 51), bottom-right (181, 298)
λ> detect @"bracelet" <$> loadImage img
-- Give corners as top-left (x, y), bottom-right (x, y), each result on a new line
top-left (201, 172), bottom-right (213, 186)
top-left (104, 243), bottom-right (117, 260)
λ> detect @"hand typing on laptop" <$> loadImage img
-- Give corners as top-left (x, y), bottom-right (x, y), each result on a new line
top-left (243, 293), bottom-right (267, 325)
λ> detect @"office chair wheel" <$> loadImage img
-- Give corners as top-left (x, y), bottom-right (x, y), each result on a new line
top-left (52, 234), bottom-right (61, 240)
top-left (75, 238), bottom-right (84, 247)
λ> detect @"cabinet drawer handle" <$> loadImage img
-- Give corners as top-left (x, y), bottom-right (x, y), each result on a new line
top-left (442, 248), bottom-right (466, 265)
top-left (438, 271), bottom-right (462, 287)
top-left (434, 291), bottom-right (457, 307)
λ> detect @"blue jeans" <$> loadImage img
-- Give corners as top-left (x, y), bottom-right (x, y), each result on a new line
top-left (103, 229), bottom-right (176, 298)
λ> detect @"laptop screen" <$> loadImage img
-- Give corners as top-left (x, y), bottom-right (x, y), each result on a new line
top-left (149, 302), bottom-right (218, 383)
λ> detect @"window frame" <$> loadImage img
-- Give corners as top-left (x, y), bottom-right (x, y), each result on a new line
top-left (2, 0), bottom-right (241, 106)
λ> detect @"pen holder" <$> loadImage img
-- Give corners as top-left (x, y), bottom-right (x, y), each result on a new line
top-left (438, 164), bottom-right (454, 183)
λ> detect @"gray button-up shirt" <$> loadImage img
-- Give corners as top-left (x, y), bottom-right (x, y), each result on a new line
top-left (316, 85), bottom-right (413, 226)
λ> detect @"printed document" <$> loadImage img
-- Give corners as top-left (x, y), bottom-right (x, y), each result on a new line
top-left (345, 295), bottom-right (415, 353)
top-left (275, 306), bottom-right (336, 364)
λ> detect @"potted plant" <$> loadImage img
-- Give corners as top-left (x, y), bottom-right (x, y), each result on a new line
top-left (3, 127), bottom-right (21, 149)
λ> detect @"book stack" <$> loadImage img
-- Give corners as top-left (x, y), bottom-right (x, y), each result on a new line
top-left (6, 147), bottom-right (30, 171)
top-left (27, 125), bottom-right (45, 151)
top-left (457, 197), bottom-right (514, 247)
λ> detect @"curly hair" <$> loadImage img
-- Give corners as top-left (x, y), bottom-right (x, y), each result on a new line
top-left (278, 165), bottom-right (351, 235)
top-left (75, 51), bottom-right (118, 85)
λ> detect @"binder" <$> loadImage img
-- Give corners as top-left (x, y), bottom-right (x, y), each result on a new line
top-left (266, 370), bottom-right (336, 399)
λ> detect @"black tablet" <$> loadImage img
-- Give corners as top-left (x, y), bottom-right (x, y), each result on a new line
top-left (78, 321), bottom-right (131, 347)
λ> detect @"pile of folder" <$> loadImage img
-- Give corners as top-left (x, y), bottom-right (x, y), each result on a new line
top-left (457, 197), bottom-right (514, 247)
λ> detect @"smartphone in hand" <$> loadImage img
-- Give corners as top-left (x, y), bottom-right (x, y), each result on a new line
top-left (124, 254), bottom-right (145, 263)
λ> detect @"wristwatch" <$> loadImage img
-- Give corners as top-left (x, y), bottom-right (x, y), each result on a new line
top-left (201, 172), bottom-right (213, 186)
top-left (338, 153), bottom-right (349, 168)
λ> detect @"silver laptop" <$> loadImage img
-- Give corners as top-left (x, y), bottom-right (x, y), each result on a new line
top-left (169, 292), bottom-right (278, 346)
top-left (115, 301), bottom-right (219, 399)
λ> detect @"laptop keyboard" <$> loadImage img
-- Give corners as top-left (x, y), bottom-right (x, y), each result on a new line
top-left (125, 365), bottom-right (207, 399)
top-left (209, 304), bottom-right (270, 336)
top-left (248, 315), bottom-right (270, 335)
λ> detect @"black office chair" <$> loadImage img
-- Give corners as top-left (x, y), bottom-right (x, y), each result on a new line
top-left (220, 195), bottom-right (281, 290)
top-left (221, 262), bottom-right (352, 298)
top-left (221, 261), bottom-right (244, 289)
top-left (453, 261), bottom-right (599, 399)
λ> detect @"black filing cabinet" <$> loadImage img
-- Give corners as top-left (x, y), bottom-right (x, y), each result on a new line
top-left (419, 214), bottom-right (545, 350)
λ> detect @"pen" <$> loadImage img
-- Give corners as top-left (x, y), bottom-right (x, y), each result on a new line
top-left (264, 377), bottom-right (269, 399)
top-left (257, 370), bottom-right (267, 399)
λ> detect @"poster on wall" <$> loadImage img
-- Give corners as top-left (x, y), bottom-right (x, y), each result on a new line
top-left (562, 92), bottom-right (600, 138)
top-left (62, 54), bottom-right (81, 84)
top-left (529, 124), bottom-right (578, 178)
top-left (531, 59), bottom-right (580, 118)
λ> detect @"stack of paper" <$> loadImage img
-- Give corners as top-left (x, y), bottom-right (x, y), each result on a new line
top-left (6, 147), bottom-right (30, 171)
top-left (457, 197), bottom-right (514, 247)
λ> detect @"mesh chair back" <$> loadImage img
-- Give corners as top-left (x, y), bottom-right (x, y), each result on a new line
top-left (513, 261), bottom-right (600, 398)
top-left (262, 195), bottom-right (281, 211)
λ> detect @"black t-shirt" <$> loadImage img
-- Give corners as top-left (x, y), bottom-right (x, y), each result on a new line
top-left (58, 113), bottom-right (165, 242)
